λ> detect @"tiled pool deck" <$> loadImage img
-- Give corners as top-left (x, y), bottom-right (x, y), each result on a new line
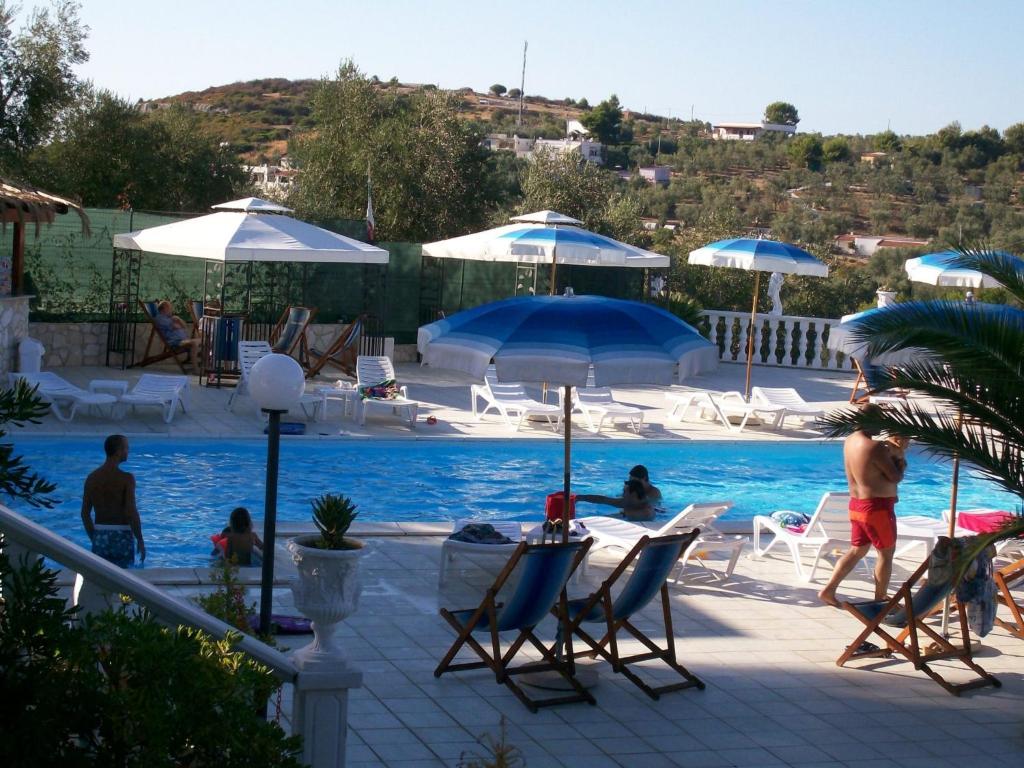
top-left (16, 362), bottom-right (1024, 767)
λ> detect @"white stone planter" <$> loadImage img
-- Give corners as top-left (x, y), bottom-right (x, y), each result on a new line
top-left (288, 535), bottom-right (365, 670)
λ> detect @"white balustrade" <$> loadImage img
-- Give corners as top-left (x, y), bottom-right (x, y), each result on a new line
top-left (699, 310), bottom-right (852, 372)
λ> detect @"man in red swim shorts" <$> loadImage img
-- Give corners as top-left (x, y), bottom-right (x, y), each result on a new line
top-left (819, 406), bottom-right (905, 606)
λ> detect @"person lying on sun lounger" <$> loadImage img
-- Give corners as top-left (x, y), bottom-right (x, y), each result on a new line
top-left (578, 478), bottom-right (655, 522)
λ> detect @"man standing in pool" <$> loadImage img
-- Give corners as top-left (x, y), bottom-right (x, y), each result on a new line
top-left (81, 434), bottom-right (146, 567)
top-left (818, 406), bottom-right (904, 607)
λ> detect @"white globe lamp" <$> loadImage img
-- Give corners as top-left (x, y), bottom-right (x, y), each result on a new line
top-left (250, 353), bottom-right (305, 412)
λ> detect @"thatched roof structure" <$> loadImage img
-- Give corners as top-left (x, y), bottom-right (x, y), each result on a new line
top-left (0, 176), bottom-right (90, 236)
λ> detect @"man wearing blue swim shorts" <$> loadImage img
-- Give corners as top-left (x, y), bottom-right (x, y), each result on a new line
top-left (81, 435), bottom-right (146, 567)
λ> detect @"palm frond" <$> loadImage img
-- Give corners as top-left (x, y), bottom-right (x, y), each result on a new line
top-left (948, 245), bottom-right (1024, 303)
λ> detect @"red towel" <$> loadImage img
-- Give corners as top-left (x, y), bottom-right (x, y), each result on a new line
top-left (955, 510), bottom-right (1013, 533)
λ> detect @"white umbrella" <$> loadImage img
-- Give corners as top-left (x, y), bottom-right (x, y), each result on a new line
top-left (905, 251), bottom-right (1005, 289)
top-left (689, 238), bottom-right (828, 400)
top-left (422, 210), bottom-right (668, 295)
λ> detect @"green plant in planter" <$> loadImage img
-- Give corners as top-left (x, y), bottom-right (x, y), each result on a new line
top-left (311, 493), bottom-right (360, 550)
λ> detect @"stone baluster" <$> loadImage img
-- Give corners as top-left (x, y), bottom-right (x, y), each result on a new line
top-left (787, 320), bottom-right (800, 366)
top-left (722, 316), bottom-right (735, 362)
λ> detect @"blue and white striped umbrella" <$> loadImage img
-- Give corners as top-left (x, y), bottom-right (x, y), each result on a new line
top-left (417, 294), bottom-right (718, 387)
top-left (826, 307), bottom-right (922, 366)
top-left (905, 251), bottom-right (1005, 289)
top-left (422, 211), bottom-right (669, 269)
top-left (688, 238), bottom-right (829, 277)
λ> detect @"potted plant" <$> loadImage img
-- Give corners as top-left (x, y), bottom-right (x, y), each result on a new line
top-left (287, 493), bottom-right (365, 668)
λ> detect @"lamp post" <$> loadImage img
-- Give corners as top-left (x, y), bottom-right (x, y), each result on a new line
top-left (249, 353), bottom-right (306, 637)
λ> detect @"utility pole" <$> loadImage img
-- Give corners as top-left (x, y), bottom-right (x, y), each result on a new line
top-left (517, 40), bottom-right (528, 127)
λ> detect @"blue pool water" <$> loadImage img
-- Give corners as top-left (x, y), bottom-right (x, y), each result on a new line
top-left (10, 436), bottom-right (1018, 568)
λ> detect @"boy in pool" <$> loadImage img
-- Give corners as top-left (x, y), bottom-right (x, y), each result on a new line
top-left (213, 507), bottom-right (263, 566)
top-left (884, 434), bottom-right (910, 474)
top-left (578, 478), bottom-right (655, 522)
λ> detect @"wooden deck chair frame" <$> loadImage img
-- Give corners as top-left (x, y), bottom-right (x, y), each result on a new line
top-left (994, 556), bottom-right (1024, 639)
top-left (300, 315), bottom-right (364, 379)
top-left (187, 300), bottom-right (204, 341)
top-left (269, 305), bottom-right (317, 357)
top-left (559, 530), bottom-right (704, 700)
top-left (434, 539), bottom-right (595, 713)
top-left (837, 555), bottom-right (1000, 695)
top-left (135, 299), bottom-right (193, 373)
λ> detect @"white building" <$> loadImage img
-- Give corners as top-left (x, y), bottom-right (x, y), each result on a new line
top-left (639, 166), bottom-right (670, 185)
top-left (244, 158), bottom-right (298, 197)
top-left (712, 121), bottom-right (797, 141)
top-left (532, 138), bottom-right (603, 164)
top-left (482, 121), bottom-right (603, 164)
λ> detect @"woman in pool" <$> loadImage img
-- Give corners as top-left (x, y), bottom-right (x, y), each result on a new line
top-left (577, 478), bottom-right (655, 522)
top-left (213, 507), bottom-right (263, 566)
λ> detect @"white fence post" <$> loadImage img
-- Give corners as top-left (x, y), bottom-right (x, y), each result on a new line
top-left (699, 309), bottom-right (849, 372)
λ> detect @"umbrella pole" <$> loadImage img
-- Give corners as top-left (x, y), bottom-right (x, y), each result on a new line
top-left (563, 385), bottom-right (571, 544)
top-left (941, 411), bottom-right (964, 637)
top-left (744, 271), bottom-right (761, 401)
top-left (549, 260), bottom-right (558, 296)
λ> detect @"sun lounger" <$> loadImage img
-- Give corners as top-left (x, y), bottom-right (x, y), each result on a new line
top-left (435, 539), bottom-right (594, 712)
top-left (355, 355), bottom-right (419, 428)
top-left (119, 373), bottom-right (190, 424)
top-left (750, 387), bottom-right (826, 429)
top-left (837, 547), bottom-right (1000, 695)
top-left (556, 530), bottom-right (705, 700)
top-left (12, 372), bottom-right (118, 422)
top-left (894, 515), bottom-right (974, 559)
top-left (665, 389), bottom-right (784, 433)
top-left (569, 386), bottom-right (643, 433)
top-left (942, 508), bottom-right (1024, 560)
top-left (470, 368), bottom-right (561, 432)
top-left (752, 492), bottom-right (853, 581)
top-left (438, 519), bottom-right (523, 586)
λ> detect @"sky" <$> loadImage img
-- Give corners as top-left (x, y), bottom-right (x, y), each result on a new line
top-left (61, 0), bottom-right (1024, 136)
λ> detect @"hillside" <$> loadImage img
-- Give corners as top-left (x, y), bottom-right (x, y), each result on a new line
top-left (148, 77), bottom-right (593, 162)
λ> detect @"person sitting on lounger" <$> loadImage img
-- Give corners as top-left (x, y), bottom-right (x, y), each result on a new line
top-left (578, 478), bottom-right (655, 522)
top-left (155, 300), bottom-right (199, 354)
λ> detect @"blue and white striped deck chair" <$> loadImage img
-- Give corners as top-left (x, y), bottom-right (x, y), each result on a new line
top-left (269, 306), bottom-right (316, 356)
top-left (558, 529), bottom-right (704, 700)
top-left (435, 539), bottom-right (594, 712)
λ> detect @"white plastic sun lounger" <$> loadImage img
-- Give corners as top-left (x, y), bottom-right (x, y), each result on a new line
top-left (12, 371), bottom-right (118, 422)
top-left (227, 340), bottom-right (271, 413)
top-left (119, 373), bottom-right (190, 424)
top-left (356, 355), bottom-right (419, 428)
top-left (438, 519), bottom-right (523, 586)
top-left (750, 387), bottom-right (826, 429)
top-left (470, 368), bottom-right (561, 432)
top-left (751, 491), bottom-right (853, 581)
top-left (666, 389), bottom-right (784, 433)
top-left (569, 386), bottom-right (643, 434)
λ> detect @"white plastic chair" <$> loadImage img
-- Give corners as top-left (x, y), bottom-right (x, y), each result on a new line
top-left (12, 371), bottom-right (118, 422)
top-left (355, 355), bottom-right (419, 428)
top-left (751, 491), bottom-right (853, 581)
top-left (750, 387), bottom-right (826, 429)
top-left (120, 373), bottom-right (190, 424)
top-left (227, 341), bottom-right (271, 413)
top-left (666, 389), bottom-right (784, 433)
top-left (438, 519), bottom-right (523, 586)
top-left (567, 386), bottom-right (643, 434)
top-left (470, 367), bottom-right (561, 432)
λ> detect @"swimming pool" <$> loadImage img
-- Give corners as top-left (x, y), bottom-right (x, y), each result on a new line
top-left (10, 436), bottom-right (1017, 567)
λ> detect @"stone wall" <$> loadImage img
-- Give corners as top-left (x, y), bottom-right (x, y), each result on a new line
top-left (0, 296), bottom-right (31, 375)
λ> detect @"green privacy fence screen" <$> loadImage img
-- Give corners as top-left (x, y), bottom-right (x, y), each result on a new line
top-left (22, 208), bottom-right (646, 344)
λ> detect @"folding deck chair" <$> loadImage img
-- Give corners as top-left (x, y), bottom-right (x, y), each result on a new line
top-left (994, 556), bottom-right (1024, 640)
top-left (557, 530), bottom-right (704, 700)
top-left (435, 539), bottom-right (594, 712)
top-left (135, 300), bottom-right (196, 373)
top-left (301, 315), bottom-right (364, 379)
top-left (269, 306), bottom-right (317, 357)
top-left (837, 546), bottom-right (1001, 695)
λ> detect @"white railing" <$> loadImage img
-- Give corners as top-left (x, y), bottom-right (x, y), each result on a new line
top-left (0, 505), bottom-right (359, 768)
top-left (698, 310), bottom-right (852, 372)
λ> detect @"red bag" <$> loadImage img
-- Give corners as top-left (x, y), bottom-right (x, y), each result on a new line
top-left (545, 492), bottom-right (577, 521)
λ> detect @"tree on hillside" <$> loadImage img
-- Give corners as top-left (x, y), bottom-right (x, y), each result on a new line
top-left (290, 61), bottom-right (491, 241)
top-left (32, 90), bottom-right (247, 210)
top-left (488, 84), bottom-right (506, 97)
top-left (1003, 122), bottom-right (1024, 156)
top-left (520, 148), bottom-right (613, 229)
top-left (0, 0), bottom-right (88, 172)
top-left (822, 137), bottom-right (851, 163)
top-left (786, 133), bottom-right (823, 170)
top-left (507, 87), bottom-right (521, 99)
top-left (582, 95), bottom-right (623, 144)
top-left (764, 101), bottom-right (799, 126)
top-left (873, 129), bottom-right (902, 153)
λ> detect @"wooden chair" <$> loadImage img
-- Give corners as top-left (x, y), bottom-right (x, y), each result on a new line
top-left (187, 300), bottom-right (204, 340)
top-left (135, 300), bottom-right (195, 373)
top-left (434, 539), bottom-right (594, 712)
top-left (556, 530), bottom-right (704, 700)
top-left (837, 549), bottom-right (1001, 696)
top-left (300, 315), bottom-right (364, 379)
top-left (994, 556), bottom-right (1024, 639)
top-left (268, 306), bottom-right (317, 357)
